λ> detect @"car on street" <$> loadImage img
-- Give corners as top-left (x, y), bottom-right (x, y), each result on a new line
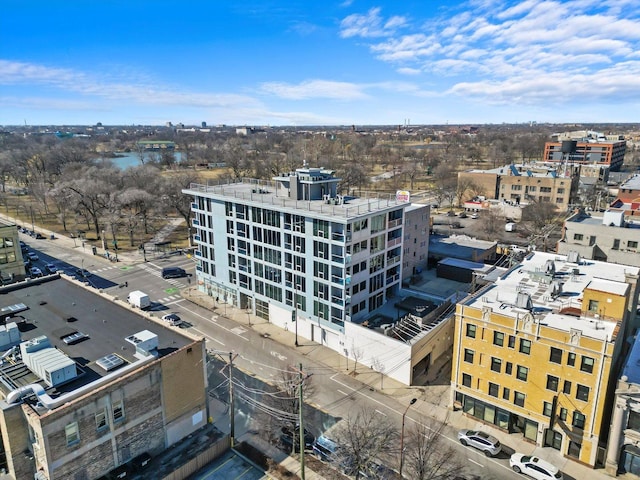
top-left (74, 268), bottom-right (92, 278)
top-left (162, 313), bottom-right (182, 326)
top-left (470, 213), bottom-right (479, 219)
top-left (458, 212), bottom-right (468, 218)
top-left (457, 429), bottom-right (502, 457)
top-left (313, 435), bottom-right (339, 462)
top-left (44, 263), bottom-right (58, 274)
top-left (280, 425), bottom-right (315, 452)
top-left (509, 453), bottom-right (562, 479)
top-left (29, 267), bottom-right (43, 278)
top-left (27, 252), bottom-right (39, 262)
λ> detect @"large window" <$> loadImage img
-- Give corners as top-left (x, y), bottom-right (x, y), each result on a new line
top-left (550, 347), bottom-right (562, 364)
top-left (519, 339), bottom-right (531, 355)
top-left (96, 408), bottom-right (108, 431)
top-left (493, 331), bottom-right (504, 346)
top-left (563, 380), bottom-right (572, 394)
top-left (466, 323), bottom-right (476, 338)
top-left (113, 399), bottom-right (125, 422)
top-left (488, 383), bottom-right (499, 397)
top-left (568, 441), bottom-right (582, 459)
top-left (514, 392), bottom-right (525, 407)
top-left (576, 384), bottom-right (590, 402)
top-left (516, 365), bottom-right (528, 381)
top-left (543, 401), bottom-right (553, 417)
top-left (462, 373), bottom-right (472, 387)
top-left (65, 422), bottom-right (80, 446)
top-left (464, 349), bottom-right (474, 364)
top-left (491, 357), bottom-right (502, 373)
top-left (580, 356), bottom-right (594, 373)
top-left (588, 299), bottom-right (599, 312)
top-left (503, 387), bottom-right (510, 400)
top-left (573, 411), bottom-right (586, 429)
top-left (546, 375), bottom-right (559, 392)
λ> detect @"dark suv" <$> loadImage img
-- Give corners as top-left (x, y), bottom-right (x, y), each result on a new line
top-left (162, 267), bottom-right (187, 279)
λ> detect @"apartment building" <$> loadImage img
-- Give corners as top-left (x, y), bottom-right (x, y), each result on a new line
top-left (402, 203), bottom-right (430, 281)
top-left (451, 251), bottom-right (639, 468)
top-left (557, 209), bottom-right (640, 268)
top-left (0, 278), bottom-right (208, 480)
top-left (183, 168), bottom-right (442, 385)
top-left (543, 140), bottom-right (626, 171)
top-left (610, 174), bottom-right (640, 219)
top-left (0, 220), bottom-right (26, 281)
top-left (458, 164), bottom-right (579, 210)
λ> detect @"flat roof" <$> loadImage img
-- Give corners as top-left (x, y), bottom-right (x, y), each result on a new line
top-left (620, 174), bottom-right (640, 190)
top-left (465, 251), bottom-right (639, 341)
top-left (0, 277), bottom-right (192, 398)
top-left (184, 180), bottom-right (407, 220)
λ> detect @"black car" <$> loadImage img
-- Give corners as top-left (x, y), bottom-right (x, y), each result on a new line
top-left (162, 267), bottom-right (187, 279)
top-left (280, 425), bottom-right (315, 452)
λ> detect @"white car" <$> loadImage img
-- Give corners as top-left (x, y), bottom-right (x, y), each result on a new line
top-left (510, 453), bottom-right (562, 479)
top-left (162, 313), bottom-right (182, 326)
top-left (457, 429), bottom-right (502, 456)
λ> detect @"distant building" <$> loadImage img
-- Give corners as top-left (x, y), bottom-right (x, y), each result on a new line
top-left (451, 251), bottom-right (640, 468)
top-left (136, 140), bottom-right (175, 150)
top-left (0, 220), bottom-right (26, 281)
top-left (557, 209), bottom-right (640, 267)
top-left (609, 173), bottom-right (640, 219)
top-left (543, 138), bottom-right (626, 172)
top-left (0, 279), bottom-right (208, 479)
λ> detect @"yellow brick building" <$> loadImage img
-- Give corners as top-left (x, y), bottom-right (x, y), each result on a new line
top-left (451, 251), bottom-right (639, 467)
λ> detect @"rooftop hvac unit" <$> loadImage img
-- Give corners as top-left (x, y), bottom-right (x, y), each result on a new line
top-left (567, 251), bottom-right (581, 264)
top-left (545, 260), bottom-right (556, 275)
top-left (515, 292), bottom-right (533, 310)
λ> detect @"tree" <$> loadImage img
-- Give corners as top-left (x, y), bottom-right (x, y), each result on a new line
top-left (333, 407), bottom-right (398, 480)
top-left (403, 419), bottom-right (465, 480)
top-left (159, 171), bottom-right (202, 226)
top-left (520, 200), bottom-right (562, 251)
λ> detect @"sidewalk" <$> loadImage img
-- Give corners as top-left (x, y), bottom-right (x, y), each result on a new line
top-left (183, 286), bottom-right (614, 480)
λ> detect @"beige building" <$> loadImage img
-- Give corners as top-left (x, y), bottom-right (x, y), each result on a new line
top-left (451, 251), bottom-right (639, 468)
top-left (402, 204), bottom-right (430, 280)
top-left (0, 220), bottom-right (26, 281)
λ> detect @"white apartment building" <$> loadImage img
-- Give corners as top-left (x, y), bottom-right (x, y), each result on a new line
top-left (183, 168), bottom-right (445, 385)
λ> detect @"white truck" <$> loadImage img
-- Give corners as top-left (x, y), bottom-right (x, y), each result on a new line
top-left (127, 290), bottom-right (151, 310)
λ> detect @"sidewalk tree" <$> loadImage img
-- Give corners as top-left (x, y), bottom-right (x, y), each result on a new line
top-left (332, 407), bottom-right (398, 480)
top-left (403, 418), bottom-right (464, 480)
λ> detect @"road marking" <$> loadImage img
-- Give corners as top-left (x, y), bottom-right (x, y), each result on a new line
top-left (468, 459), bottom-right (484, 468)
top-left (164, 299), bottom-right (185, 306)
top-left (270, 351), bottom-right (287, 361)
top-left (375, 409), bottom-right (387, 416)
top-left (195, 329), bottom-right (224, 346)
top-left (337, 390), bottom-right (348, 396)
top-left (178, 305), bottom-right (249, 342)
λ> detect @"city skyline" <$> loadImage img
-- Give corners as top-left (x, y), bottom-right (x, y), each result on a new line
top-left (2, 0), bottom-right (639, 126)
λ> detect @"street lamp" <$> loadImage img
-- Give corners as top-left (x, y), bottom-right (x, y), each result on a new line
top-left (399, 398), bottom-right (417, 477)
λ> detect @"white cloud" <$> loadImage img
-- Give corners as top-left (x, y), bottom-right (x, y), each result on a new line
top-left (338, 0), bottom-right (640, 106)
top-left (339, 7), bottom-right (406, 38)
top-left (259, 79), bottom-right (369, 100)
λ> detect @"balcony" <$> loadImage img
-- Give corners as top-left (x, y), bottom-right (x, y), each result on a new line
top-left (386, 273), bottom-right (400, 284)
top-left (332, 232), bottom-right (345, 242)
top-left (388, 237), bottom-right (402, 247)
top-left (192, 219), bottom-right (200, 227)
top-left (191, 202), bottom-right (199, 210)
top-left (331, 275), bottom-right (343, 285)
top-left (331, 296), bottom-right (344, 306)
top-left (387, 255), bottom-right (400, 265)
top-left (331, 255), bottom-right (344, 264)
top-left (388, 218), bottom-right (402, 229)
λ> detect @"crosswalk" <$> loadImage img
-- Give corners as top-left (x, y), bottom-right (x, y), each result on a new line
top-left (156, 294), bottom-right (184, 305)
top-left (137, 263), bottom-right (188, 288)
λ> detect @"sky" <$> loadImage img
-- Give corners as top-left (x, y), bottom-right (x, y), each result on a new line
top-left (2, 0), bottom-right (639, 126)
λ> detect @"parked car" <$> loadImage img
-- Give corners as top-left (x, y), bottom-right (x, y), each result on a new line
top-left (457, 429), bottom-right (502, 456)
top-left (74, 268), bottom-right (92, 278)
top-left (280, 425), bottom-right (315, 452)
top-left (470, 213), bottom-right (479, 219)
top-left (44, 263), bottom-right (58, 274)
top-left (446, 210), bottom-right (456, 217)
top-left (458, 212), bottom-right (468, 218)
top-left (162, 313), bottom-right (182, 326)
top-left (162, 267), bottom-right (187, 279)
top-left (313, 435), bottom-right (339, 462)
top-left (509, 453), bottom-right (562, 479)
top-left (29, 267), bottom-right (43, 278)
top-left (27, 252), bottom-right (39, 262)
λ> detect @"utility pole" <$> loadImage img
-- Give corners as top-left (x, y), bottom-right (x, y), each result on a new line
top-left (229, 352), bottom-right (236, 448)
top-left (298, 362), bottom-right (305, 480)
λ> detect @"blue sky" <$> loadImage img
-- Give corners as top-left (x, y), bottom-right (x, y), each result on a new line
top-left (2, 0), bottom-right (639, 126)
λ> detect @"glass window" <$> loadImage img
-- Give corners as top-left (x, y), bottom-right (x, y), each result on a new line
top-left (493, 331), bottom-right (504, 346)
top-left (545, 429), bottom-right (562, 450)
top-left (508, 335), bottom-right (516, 348)
top-left (628, 411), bottom-right (640, 431)
top-left (466, 323), bottom-right (476, 338)
top-left (503, 387), bottom-right (510, 400)
top-left (514, 391), bottom-right (525, 407)
top-left (563, 380), bottom-right (572, 394)
top-left (464, 349), bottom-right (474, 364)
top-left (96, 409), bottom-right (108, 430)
top-left (550, 347), bottom-right (562, 364)
top-left (581, 356), bottom-right (594, 373)
top-left (629, 241), bottom-right (639, 249)
top-left (588, 299), bottom-right (599, 312)
top-left (491, 357), bottom-right (502, 372)
top-left (559, 408), bottom-right (567, 421)
top-left (573, 411), bottom-right (586, 429)
top-left (65, 422), bottom-right (80, 446)
top-left (568, 353), bottom-right (576, 366)
top-left (113, 399), bottom-right (125, 422)
top-left (519, 339), bottom-right (531, 355)
top-left (576, 384), bottom-right (590, 402)
top-left (543, 401), bottom-right (553, 417)
top-left (546, 375), bottom-right (559, 392)
top-left (488, 382), bottom-right (499, 397)
top-left (505, 362), bottom-right (513, 375)
top-left (462, 373), bottom-right (472, 387)
top-left (568, 440), bottom-right (582, 458)
top-left (516, 365), bottom-right (528, 381)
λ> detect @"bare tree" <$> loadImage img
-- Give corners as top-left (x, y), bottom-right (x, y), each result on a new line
top-left (351, 342), bottom-right (363, 375)
top-left (404, 418), bottom-right (465, 480)
top-left (333, 407), bottom-right (398, 480)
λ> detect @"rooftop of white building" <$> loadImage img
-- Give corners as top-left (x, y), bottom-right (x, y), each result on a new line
top-left (464, 251), bottom-right (639, 342)
top-left (619, 173), bottom-right (640, 191)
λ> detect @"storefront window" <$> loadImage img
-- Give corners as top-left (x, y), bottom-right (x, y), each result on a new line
top-left (524, 420), bottom-right (538, 442)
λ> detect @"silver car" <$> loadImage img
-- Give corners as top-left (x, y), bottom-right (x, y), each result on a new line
top-left (457, 429), bottom-right (502, 456)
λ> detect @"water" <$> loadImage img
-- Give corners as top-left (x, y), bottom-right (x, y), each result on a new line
top-left (97, 152), bottom-right (183, 170)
